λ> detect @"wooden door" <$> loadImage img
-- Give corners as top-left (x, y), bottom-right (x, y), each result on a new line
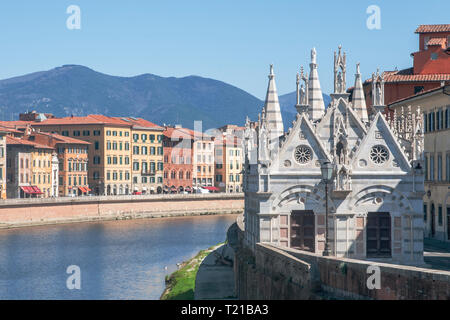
top-left (290, 210), bottom-right (315, 252)
top-left (367, 212), bottom-right (392, 257)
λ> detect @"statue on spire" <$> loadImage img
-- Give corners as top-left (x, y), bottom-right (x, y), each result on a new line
top-left (334, 45), bottom-right (346, 94)
top-left (372, 68), bottom-right (385, 111)
top-left (311, 48), bottom-right (317, 64)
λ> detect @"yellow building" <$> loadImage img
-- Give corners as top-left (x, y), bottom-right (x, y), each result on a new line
top-left (30, 144), bottom-right (54, 198)
top-left (29, 114), bottom-right (164, 195)
top-left (214, 136), bottom-right (243, 193)
top-left (389, 84), bottom-right (450, 242)
top-left (193, 135), bottom-right (215, 190)
top-left (116, 117), bottom-right (164, 194)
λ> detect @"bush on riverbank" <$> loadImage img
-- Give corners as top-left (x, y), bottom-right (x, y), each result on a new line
top-left (160, 242), bottom-right (224, 300)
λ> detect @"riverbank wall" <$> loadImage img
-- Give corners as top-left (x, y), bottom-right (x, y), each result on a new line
top-left (0, 193), bottom-right (244, 229)
top-left (228, 217), bottom-right (450, 300)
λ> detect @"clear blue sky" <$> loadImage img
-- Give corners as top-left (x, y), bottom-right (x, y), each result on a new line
top-left (0, 0), bottom-right (448, 99)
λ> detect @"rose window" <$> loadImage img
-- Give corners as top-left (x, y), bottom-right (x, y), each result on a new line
top-left (294, 145), bottom-right (312, 164)
top-left (370, 145), bottom-right (389, 164)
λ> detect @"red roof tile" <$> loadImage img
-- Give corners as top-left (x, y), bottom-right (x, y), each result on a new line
top-left (363, 68), bottom-right (450, 83)
top-left (6, 136), bottom-right (54, 149)
top-left (112, 117), bottom-right (164, 130)
top-left (427, 37), bottom-right (447, 46)
top-left (415, 24), bottom-right (450, 33)
top-left (163, 127), bottom-right (212, 140)
top-left (32, 131), bottom-right (90, 145)
top-left (30, 115), bottom-right (131, 126)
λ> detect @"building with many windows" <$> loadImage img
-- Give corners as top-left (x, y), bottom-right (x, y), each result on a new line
top-left (27, 130), bottom-right (90, 197)
top-left (193, 134), bottom-right (215, 190)
top-left (117, 117), bottom-right (164, 194)
top-left (163, 126), bottom-right (194, 193)
top-left (389, 84), bottom-right (450, 241)
top-left (24, 115), bottom-right (131, 195)
top-left (6, 136), bottom-right (42, 198)
top-left (214, 136), bottom-right (243, 193)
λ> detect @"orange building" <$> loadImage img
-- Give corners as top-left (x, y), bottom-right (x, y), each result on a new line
top-left (6, 136), bottom-right (49, 198)
top-left (27, 131), bottom-right (90, 197)
top-left (163, 126), bottom-right (194, 193)
top-left (350, 24), bottom-right (450, 112)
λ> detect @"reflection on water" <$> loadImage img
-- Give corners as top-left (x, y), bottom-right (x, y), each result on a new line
top-left (0, 214), bottom-right (237, 300)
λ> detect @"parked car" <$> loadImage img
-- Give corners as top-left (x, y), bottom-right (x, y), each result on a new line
top-left (132, 191), bottom-right (142, 195)
top-left (194, 187), bottom-right (210, 194)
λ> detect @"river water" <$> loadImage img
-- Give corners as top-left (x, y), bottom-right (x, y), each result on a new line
top-left (0, 214), bottom-right (237, 300)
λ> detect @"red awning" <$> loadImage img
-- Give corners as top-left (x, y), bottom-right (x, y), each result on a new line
top-left (78, 187), bottom-right (87, 193)
top-left (86, 188), bottom-right (92, 192)
top-left (31, 186), bottom-right (44, 194)
top-left (203, 186), bottom-right (219, 191)
top-left (21, 186), bottom-right (43, 194)
top-left (20, 186), bottom-right (33, 194)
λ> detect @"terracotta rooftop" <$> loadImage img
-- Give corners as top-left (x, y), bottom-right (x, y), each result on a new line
top-left (30, 114), bottom-right (131, 127)
top-left (415, 24), bottom-right (450, 33)
top-left (6, 136), bottom-right (54, 149)
top-left (427, 37), bottom-right (447, 46)
top-left (164, 126), bottom-right (212, 141)
top-left (112, 117), bottom-right (164, 130)
top-left (0, 125), bottom-right (23, 134)
top-left (32, 131), bottom-right (91, 145)
top-left (363, 68), bottom-right (450, 84)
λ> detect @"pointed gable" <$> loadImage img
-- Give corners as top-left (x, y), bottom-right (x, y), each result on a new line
top-left (351, 113), bottom-right (411, 173)
top-left (273, 113), bottom-right (331, 172)
top-left (316, 98), bottom-right (367, 157)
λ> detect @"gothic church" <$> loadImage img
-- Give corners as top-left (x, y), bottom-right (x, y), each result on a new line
top-left (243, 47), bottom-right (425, 265)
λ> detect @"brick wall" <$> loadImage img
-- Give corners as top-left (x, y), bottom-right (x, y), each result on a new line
top-left (0, 193), bottom-right (244, 228)
top-left (230, 218), bottom-right (450, 300)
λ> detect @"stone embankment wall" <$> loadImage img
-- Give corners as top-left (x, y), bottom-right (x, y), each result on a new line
top-left (0, 193), bottom-right (244, 228)
top-left (228, 217), bottom-right (450, 300)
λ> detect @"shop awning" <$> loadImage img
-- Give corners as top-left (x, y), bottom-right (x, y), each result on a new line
top-left (21, 186), bottom-right (44, 194)
top-left (31, 186), bottom-right (44, 194)
top-left (20, 186), bottom-right (34, 194)
top-left (86, 188), bottom-right (92, 192)
top-left (203, 186), bottom-right (219, 191)
top-left (78, 187), bottom-right (87, 193)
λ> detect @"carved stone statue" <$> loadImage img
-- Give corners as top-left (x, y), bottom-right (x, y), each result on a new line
top-left (311, 48), bottom-right (317, 64)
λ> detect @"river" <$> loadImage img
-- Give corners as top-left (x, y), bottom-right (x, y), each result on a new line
top-left (0, 214), bottom-right (237, 300)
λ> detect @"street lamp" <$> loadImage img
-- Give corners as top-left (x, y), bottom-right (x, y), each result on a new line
top-left (320, 161), bottom-right (334, 256)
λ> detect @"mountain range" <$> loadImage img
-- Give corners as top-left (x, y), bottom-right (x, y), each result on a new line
top-left (0, 65), bottom-right (330, 129)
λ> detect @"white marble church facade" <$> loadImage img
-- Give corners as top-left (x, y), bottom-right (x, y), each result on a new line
top-left (243, 47), bottom-right (426, 265)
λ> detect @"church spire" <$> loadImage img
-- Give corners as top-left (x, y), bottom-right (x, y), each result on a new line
top-left (263, 64), bottom-right (284, 141)
top-left (352, 63), bottom-right (369, 123)
top-left (308, 48), bottom-right (325, 122)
